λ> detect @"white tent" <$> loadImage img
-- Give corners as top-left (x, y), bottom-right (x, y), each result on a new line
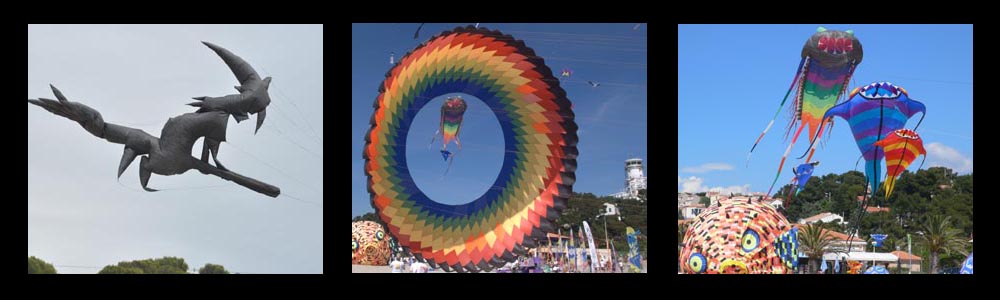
top-left (805, 252), bottom-right (899, 263)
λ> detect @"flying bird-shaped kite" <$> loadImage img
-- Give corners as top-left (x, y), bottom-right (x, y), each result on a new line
top-left (414, 23), bottom-right (425, 39)
top-left (189, 42), bottom-right (272, 134)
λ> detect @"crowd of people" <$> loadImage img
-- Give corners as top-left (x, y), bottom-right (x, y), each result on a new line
top-left (389, 255), bottom-right (432, 273)
top-left (385, 252), bottom-right (635, 273)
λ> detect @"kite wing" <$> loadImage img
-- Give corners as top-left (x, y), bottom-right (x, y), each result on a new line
top-left (873, 129), bottom-right (926, 198)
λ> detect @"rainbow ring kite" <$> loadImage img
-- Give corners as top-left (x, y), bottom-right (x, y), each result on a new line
top-left (363, 26), bottom-right (578, 272)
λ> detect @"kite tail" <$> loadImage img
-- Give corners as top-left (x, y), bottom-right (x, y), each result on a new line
top-left (883, 176), bottom-right (897, 200)
top-left (884, 137), bottom-right (910, 200)
top-left (865, 159), bottom-right (882, 197)
top-left (428, 129), bottom-right (440, 149)
top-left (748, 57), bottom-right (806, 167)
top-left (804, 120), bottom-right (825, 162)
top-left (443, 151), bottom-right (457, 177)
top-left (768, 123), bottom-right (805, 196)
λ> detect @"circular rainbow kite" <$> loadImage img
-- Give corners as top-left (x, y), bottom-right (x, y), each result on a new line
top-left (363, 26), bottom-right (578, 272)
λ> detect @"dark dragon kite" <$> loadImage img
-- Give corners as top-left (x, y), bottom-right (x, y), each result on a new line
top-left (28, 42), bottom-right (280, 197)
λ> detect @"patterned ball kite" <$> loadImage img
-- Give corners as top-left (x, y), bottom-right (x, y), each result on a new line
top-left (352, 221), bottom-right (392, 266)
top-left (363, 26), bottom-right (578, 273)
top-left (680, 198), bottom-right (799, 274)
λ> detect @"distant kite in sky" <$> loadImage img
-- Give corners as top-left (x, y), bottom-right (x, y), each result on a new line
top-left (561, 68), bottom-right (572, 78)
top-left (587, 80), bottom-right (600, 87)
top-left (414, 23), bottom-right (425, 39)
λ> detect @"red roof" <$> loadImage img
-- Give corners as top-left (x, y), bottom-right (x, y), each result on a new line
top-left (866, 206), bottom-right (890, 213)
top-left (890, 251), bottom-right (922, 261)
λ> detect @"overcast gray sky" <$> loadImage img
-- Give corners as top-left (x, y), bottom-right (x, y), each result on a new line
top-left (28, 24), bottom-right (323, 274)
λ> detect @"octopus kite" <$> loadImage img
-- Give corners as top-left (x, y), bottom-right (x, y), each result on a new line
top-left (435, 95), bottom-right (467, 163)
top-left (352, 221), bottom-right (392, 266)
top-left (680, 198), bottom-right (798, 274)
top-left (747, 27), bottom-right (863, 197)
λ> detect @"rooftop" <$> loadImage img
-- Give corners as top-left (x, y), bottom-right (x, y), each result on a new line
top-left (890, 250), bottom-right (922, 261)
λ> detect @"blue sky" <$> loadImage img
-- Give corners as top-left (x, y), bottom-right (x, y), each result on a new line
top-left (352, 23), bottom-right (647, 217)
top-left (678, 24), bottom-right (972, 195)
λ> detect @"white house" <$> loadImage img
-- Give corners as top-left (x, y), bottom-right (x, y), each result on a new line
top-left (680, 204), bottom-right (706, 219)
top-left (799, 212), bottom-right (845, 225)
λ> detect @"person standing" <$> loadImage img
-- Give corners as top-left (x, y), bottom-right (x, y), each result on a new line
top-left (390, 258), bottom-right (404, 273)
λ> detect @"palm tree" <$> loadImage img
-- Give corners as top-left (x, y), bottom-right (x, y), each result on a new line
top-left (797, 224), bottom-right (844, 273)
top-left (917, 215), bottom-right (969, 274)
top-left (678, 222), bottom-right (688, 253)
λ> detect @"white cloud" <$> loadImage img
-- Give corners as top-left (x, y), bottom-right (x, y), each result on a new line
top-left (708, 185), bottom-right (751, 195)
top-left (678, 176), bottom-right (704, 193)
top-left (926, 142), bottom-right (973, 174)
top-left (680, 162), bottom-right (734, 173)
top-left (677, 176), bottom-right (749, 194)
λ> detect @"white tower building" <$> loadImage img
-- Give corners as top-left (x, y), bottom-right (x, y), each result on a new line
top-left (612, 158), bottom-right (647, 200)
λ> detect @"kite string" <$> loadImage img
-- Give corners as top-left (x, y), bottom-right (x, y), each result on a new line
top-left (281, 192), bottom-right (323, 207)
top-left (269, 103), bottom-right (323, 150)
top-left (256, 65), bottom-right (324, 144)
top-left (265, 117), bottom-right (323, 160)
top-left (266, 95), bottom-right (324, 151)
top-left (273, 85), bottom-right (324, 143)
